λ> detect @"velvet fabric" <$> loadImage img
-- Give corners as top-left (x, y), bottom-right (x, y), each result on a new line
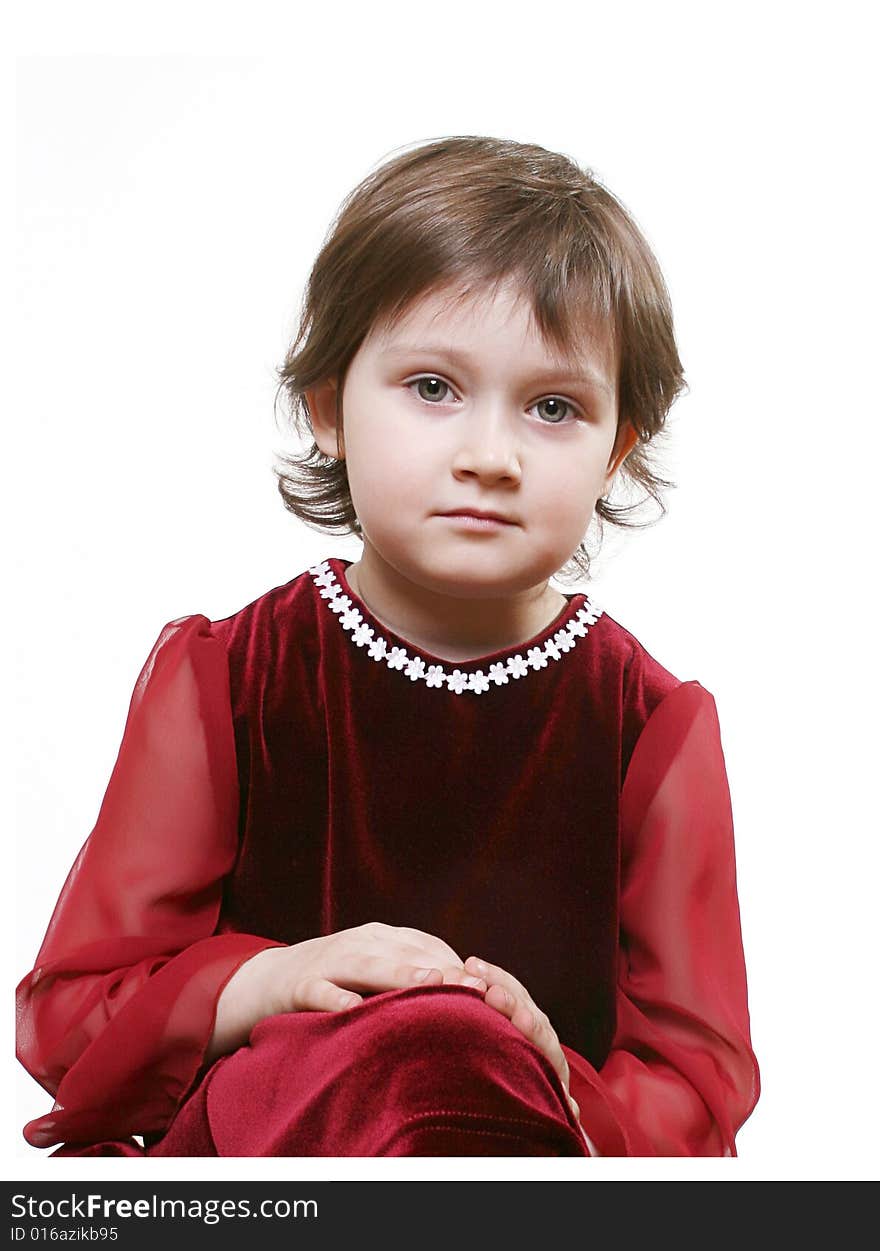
top-left (17, 556), bottom-right (760, 1156)
top-left (150, 986), bottom-right (591, 1157)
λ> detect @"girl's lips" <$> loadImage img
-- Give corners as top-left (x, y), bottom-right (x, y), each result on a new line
top-left (439, 512), bottom-right (515, 528)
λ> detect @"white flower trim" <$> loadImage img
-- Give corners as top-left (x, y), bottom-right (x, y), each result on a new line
top-left (308, 561), bottom-right (603, 696)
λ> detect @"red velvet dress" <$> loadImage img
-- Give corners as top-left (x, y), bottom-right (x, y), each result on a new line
top-left (16, 556), bottom-right (760, 1156)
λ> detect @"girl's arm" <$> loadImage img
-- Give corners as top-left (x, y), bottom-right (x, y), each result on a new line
top-left (563, 680), bottom-right (761, 1156)
top-left (16, 615), bottom-right (283, 1151)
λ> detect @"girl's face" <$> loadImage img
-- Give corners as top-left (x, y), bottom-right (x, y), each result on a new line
top-left (309, 278), bottom-right (637, 603)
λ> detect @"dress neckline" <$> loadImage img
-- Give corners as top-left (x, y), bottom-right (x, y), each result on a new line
top-left (308, 558), bottom-right (605, 697)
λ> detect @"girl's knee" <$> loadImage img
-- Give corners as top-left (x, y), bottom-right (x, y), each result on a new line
top-left (203, 986), bottom-right (579, 1155)
top-left (247, 984), bottom-right (517, 1055)
top-left (372, 984), bottom-right (520, 1050)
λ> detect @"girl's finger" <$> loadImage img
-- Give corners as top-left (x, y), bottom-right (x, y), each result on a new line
top-left (322, 954), bottom-right (447, 994)
top-left (439, 967), bottom-right (487, 991)
top-left (485, 983), bottom-right (542, 1041)
top-left (483, 983), bottom-right (570, 1095)
top-left (289, 975), bottom-right (365, 1013)
top-left (464, 955), bottom-right (531, 1005)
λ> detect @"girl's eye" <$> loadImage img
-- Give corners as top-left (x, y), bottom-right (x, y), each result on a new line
top-left (408, 376), bottom-right (455, 404)
top-left (531, 397), bottom-right (578, 424)
top-left (405, 376), bottom-right (580, 423)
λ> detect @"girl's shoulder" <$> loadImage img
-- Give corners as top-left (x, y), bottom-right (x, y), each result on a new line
top-left (588, 604), bottom-right (684, 713)
top-left (134, 567), bottom-right (320, 703)
top-left (589, 607), bottom-right (715, 785)
top-left (203, 562), bottom-right (321, 651)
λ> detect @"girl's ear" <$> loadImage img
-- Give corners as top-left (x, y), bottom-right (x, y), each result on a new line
top-left (305, 379), bottom-right (344, 460)
top-left (603, 420), bottom-right (639, 493)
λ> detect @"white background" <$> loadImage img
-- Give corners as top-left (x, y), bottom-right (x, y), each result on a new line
top-left (7, 0), bottom-right (878, 1183)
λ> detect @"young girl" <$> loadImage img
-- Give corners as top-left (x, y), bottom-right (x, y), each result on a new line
top-left (16, 135), bottom-right (760, 1157)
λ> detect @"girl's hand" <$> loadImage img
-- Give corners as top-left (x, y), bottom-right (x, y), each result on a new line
top-left (265, 922), bottom-right (489, 1011)
top-left (207, 922), bottom-right (487, 1062)
top-left (463, 954), bottom-right (582, 1128)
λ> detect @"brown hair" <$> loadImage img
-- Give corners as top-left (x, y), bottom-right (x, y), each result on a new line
top-left (273, 135), bottom-right (686, 583)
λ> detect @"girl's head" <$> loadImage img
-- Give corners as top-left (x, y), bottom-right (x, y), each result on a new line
top-left (274, 135), bottom-right (686, 585)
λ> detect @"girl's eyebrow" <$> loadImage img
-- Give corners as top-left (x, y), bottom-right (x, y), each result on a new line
top-left (381, 343), bottom-right (614, 398)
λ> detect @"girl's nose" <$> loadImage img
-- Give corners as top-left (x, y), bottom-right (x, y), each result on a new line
top-left (450, 405), bottom-right (522, 484)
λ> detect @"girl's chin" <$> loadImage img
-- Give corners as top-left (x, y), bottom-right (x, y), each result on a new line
top-left (385, 562), bottom-right (559, 601)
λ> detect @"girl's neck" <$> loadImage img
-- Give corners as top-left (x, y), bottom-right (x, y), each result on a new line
top-left (343, 549), bottom-right (568, 664)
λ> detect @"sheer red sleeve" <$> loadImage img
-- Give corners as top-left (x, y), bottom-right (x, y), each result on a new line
top-left (564, 680), bottom-right (760, 1156)
top-left (16, 615), bottom-right (283, 1150)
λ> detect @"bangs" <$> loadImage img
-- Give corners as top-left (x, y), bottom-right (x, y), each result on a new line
top-left (370, 213), bottom-right (619, 379)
